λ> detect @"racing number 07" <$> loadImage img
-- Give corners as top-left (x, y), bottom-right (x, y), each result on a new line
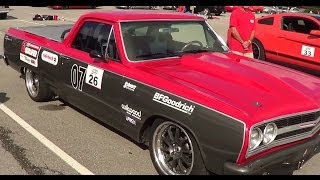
top-left (71, 64), bottom-right (86, 91)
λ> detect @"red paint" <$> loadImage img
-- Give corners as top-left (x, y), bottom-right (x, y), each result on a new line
top-left (255, 13), bottom-right (320, 71)
top-left (6, 10), bottom-right (320, 165)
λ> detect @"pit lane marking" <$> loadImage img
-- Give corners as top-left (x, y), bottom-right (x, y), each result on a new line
top-left (0, 103), bottom-right (94, 175)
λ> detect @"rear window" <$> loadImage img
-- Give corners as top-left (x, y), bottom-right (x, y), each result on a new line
top-left (258, 17), bottom-right (274, 25)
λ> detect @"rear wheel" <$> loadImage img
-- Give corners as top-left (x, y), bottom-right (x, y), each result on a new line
top-left (0, 13), bottom-right (7, 19)
top-left (149, 119), bottom-right (208, 175)
top-left (25, 69), bottom-right (52, 102)
top-left (252, 39), bottom-right (266, 60)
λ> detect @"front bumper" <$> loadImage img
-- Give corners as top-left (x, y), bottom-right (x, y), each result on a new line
top-left (224, 133), bottom-right (320, 175)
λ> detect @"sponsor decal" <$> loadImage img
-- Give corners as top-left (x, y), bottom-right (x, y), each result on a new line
top-left (123, 81), bottom-right (137, 91)
top-left (126, 116), bottom-right (136, 125)
top-left (250, 19), bottom-right (254, 23)
top-left (20, 41), bottom-right (41, 67)
top-left (152, 92), bottom-right (195, 115)
top-left (85, 65), bottom-right (104, 89)
top-left (121, 104), bottom-right (142, 120)
top-left (41, 50), bottom-right (58, 65)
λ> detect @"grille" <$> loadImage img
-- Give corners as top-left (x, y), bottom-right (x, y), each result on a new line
top-left (275, 127), bottom-right (314, 140)
top-left (274, 112), bottom-right (317, 128)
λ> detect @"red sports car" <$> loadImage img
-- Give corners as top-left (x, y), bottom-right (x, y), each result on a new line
top-left (253, 13), bottom-right (320, 72)
top-left (225, 6), bottom-right (238, 12)
top-left (250, 6), bottom-right (264, 13)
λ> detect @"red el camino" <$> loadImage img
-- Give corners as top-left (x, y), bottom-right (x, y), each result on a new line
top-left (253, 13), bottom-right (320, 73)
top-left (3, 10), bottom-right (320, 175)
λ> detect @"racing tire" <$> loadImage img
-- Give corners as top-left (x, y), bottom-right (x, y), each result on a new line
top-left (25, 69), bottom-right (52, 102)
top-left (252, 39), bottom-right (266, 60)
top-left (149, 119), bottom-right (208, 175)
top-left (0, 13), bottom-right (7, 19)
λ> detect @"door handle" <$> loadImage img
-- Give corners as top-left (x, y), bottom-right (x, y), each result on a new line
top-left (278, 34), bottom-right (288, 39)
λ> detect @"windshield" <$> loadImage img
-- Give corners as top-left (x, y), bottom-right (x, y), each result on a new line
top-left (120, 21), bottom-right (229, 61)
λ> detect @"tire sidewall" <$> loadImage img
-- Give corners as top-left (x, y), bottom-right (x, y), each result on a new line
top-left (149, 119), bottom-right (207, 175)
top-left (25, 69), bottom-right (52, 102)
top-left (252, 39), bottom-right (266, 60)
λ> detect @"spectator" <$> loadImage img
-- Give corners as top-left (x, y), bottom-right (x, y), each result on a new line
top-left (227, 6), bottom-right (256, 58)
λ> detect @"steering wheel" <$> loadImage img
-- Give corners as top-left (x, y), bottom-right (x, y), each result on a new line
top-left (181, 40), bottom-right (204, 52)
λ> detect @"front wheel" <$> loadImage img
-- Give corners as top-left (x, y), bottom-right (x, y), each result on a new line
top-left (25, 69), bottom-right (52, 102)
top-left (149, 119), bottom-right (207, 175)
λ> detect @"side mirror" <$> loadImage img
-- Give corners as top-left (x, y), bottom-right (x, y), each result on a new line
top-left (310, 30), bottom-right (320, 36)
top-left (89, 50), bottom-right (103, 59)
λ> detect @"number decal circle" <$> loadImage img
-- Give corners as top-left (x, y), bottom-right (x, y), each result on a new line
top-left (85, 65), bottom-right (104, 89)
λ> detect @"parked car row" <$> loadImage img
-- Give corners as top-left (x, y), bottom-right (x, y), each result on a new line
top-left (263, 6), bottom-right (305, 14)
top-left (0, 6), bottom-right (10, 19)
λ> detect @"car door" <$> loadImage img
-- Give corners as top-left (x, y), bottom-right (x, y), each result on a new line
top-left (275, 16), bottom-right (320, 71)
top-left (59, 20), bottom-right (125, 128)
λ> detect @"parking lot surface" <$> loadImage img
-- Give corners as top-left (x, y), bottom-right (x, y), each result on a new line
top-left (0, 6), bottom-right (319, 175)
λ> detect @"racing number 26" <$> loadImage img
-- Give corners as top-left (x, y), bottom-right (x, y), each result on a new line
top-left (88, 74), bottom-right (98, 86)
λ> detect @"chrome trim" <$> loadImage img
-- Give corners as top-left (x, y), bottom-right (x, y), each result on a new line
top-left (253, 109), bottom-right (320, 127)
top-left (104, 27), bottom-right (113, 59)
top-left (277, 119), bottom-right (319, 135)
top-left (246, 113), bottom-right (320, 158)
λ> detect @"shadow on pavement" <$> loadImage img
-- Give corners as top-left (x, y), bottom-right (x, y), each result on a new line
top-left (0, 92), bottom-right (10, 103)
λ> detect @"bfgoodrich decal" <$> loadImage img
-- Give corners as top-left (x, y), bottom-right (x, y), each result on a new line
top-left (152, 92), bottom-right (195, 115)
top-left (41, 50), bottom-right (58, 65)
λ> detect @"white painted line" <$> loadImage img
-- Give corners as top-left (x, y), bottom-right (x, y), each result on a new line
top-left (14, 19), bottom-right (46, 26)
top-left (0, 103), bottom-right (94, 175)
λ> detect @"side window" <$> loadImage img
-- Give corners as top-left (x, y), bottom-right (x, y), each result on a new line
top-left (282, 17), bottom-right (319, 34)
top-left (71, 21), bottom-right (112, 55)
top-left (258, 17), bottom-right (274, 25)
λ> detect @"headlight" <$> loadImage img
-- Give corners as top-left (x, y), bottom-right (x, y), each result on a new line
top-left (263, 123), bottom-right (278, 145)
top-left (249, 127), bottom-right (263, 150)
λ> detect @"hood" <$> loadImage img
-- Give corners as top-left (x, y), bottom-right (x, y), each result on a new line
top-left (137, 52), bottom-right (320, 123)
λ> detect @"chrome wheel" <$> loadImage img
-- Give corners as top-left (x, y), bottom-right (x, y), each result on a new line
top-left (25, 69), bottom-right (40, 98)
top-left (152, 122), bottom-right (194, 175)
top-left (252, 41), bottom-right (260, 59)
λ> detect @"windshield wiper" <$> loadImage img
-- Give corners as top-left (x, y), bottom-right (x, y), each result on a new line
top-left (136, 52), bottom-right (177, 59)
top-left (178, 49), bottom-right (215, 56)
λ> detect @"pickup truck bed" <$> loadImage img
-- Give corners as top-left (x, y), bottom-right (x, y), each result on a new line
top-left (17, 24), bottom-right (74, 42)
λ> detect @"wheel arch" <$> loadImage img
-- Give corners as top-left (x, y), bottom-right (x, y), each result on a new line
top-left (139, 114), bottom-right (207, 167)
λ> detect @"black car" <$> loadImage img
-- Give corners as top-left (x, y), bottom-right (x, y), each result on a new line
top-left (194, 6), bottom-right (225, 16)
